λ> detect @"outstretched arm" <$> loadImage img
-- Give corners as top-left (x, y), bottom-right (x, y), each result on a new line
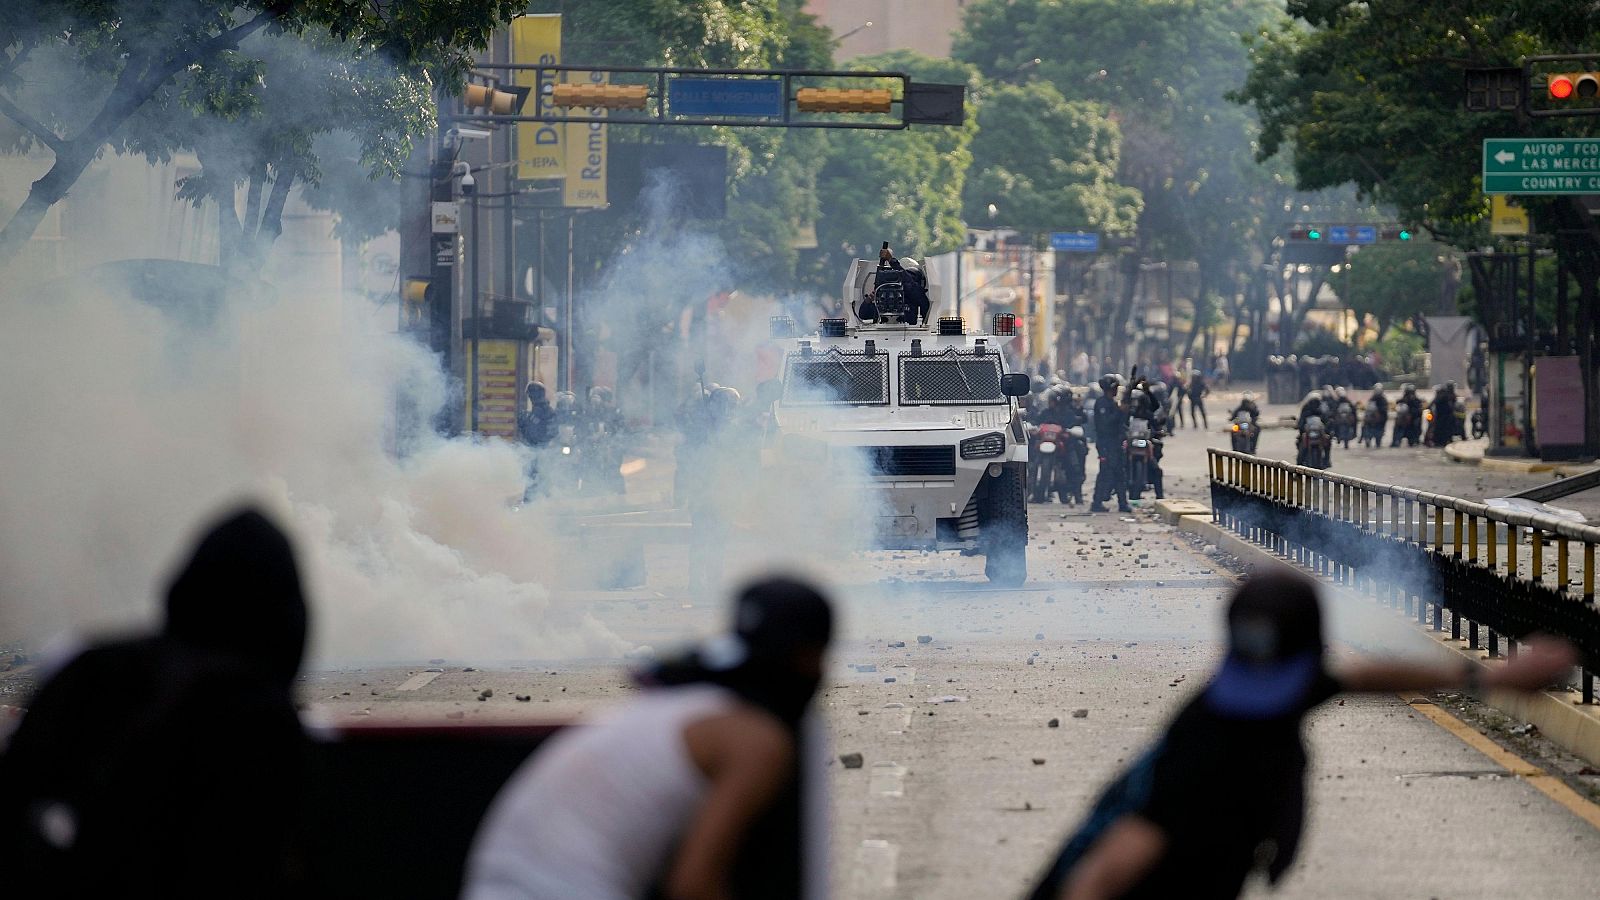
top-left (1336, 637), bottom-right (1575, 694)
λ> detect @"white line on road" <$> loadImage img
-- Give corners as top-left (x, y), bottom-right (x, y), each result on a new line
top-left (854, 839), bottom-right (899, 892)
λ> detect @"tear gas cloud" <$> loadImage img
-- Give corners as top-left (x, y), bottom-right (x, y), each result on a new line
top-left (0, 162), bottom-right (886, 664)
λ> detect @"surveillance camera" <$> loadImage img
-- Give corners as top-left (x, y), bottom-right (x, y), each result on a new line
top-left (459, 172), bottom-right (476, 196)
top-left (454, 126), bottom-right (493, 141)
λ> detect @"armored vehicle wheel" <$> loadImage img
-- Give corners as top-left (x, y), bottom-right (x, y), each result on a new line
top-left (981, 465), bottom-right (1027, 586)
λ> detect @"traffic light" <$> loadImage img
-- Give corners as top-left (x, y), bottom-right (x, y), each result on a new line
top-left (463, 82), bottom-right (531, 115)
top-left (1287, 225), bottom-right (1322, 242)
top-left (1380, 226), bottom-right (1414, 241)
top-left (548, 83), bottom-right (650, 109)
top-left (1547, 72), bottom-right (1600, 100)
top-left (795, 87), bottom-right (893, 113)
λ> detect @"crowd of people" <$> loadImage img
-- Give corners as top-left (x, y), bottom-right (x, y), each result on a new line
top-left (517, 382), bottom-right (628, 499)
top-left (1024, 367), bottom-right (1207, 512)
top-left (0, 508), bottom-right (1574, 898)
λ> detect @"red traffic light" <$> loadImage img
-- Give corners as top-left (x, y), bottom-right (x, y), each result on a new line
top-left (1548, 72), bottom-right (1600, 100)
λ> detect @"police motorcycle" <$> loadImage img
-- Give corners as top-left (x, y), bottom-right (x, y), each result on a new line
top-left (1229, 411), bottom-right (1259, 454)
top-left (1297, 414), bottom-right (1333, 469)
top-left (1360, 404), bottom-right (1384, 447)
top-left (1471, 393), bottom-right (1488, 439)
top-left (1332, 391), bottom-right (1358, 449)
top-left (1391, 385), bottom-right (1421, 447)
top-left (1125, 389), bottom-right (1162, 500)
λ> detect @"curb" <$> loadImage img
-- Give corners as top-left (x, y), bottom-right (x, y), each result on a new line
top-left (1176, 513), bottom-right (1600, 769)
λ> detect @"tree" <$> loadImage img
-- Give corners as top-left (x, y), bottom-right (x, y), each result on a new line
top-left (1337, 241), bottom-right (1452, 342)
top-left (954, 0), bottom-right (1290, 365)
top-left (812, 51), bottom-right (979, 279)
top-left (0, 0), bottom-right (525, 270)
top-left (960, 81), bottom-right (1141, 240)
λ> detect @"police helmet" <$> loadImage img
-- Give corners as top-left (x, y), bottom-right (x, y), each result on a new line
top-left (1372, 382), bottom-right (1384, 393)
top-left (1098, 374), bottom-right (1120, 394)
top-left (589, 385), bottom-right (614, 407)
top-left (1032, 375), bottom-right (1048, 393)
top-left (1242, 391), bottom-right (1255, 402)
top-left (1402, 382), bottom-right (1416, 393)
top-left (899, 257), bottom-right (922, 274)
top-left (526, 381), bottom-right (547, 403)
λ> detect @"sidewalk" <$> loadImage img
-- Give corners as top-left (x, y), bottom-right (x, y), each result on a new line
top-left (1445, 438), bottom-right (1596, 476)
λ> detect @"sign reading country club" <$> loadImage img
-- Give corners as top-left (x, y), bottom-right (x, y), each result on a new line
top-left (1483, 139), bottom-right (1600, 194)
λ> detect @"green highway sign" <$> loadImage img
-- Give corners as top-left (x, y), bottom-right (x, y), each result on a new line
top-left (1483, 138), bottom-right (1600, 194)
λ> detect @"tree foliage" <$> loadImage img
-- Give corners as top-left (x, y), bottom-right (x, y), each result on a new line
top-left (812, 51), bottom-right (978, 277)
top-left (1337, 241), bottom-right (1452, 341)
top-left (954, 0), bottom-right (1291, 361)
top-left (961, 81), bottom-right (1140, 240)
top-left (1234, 2), bottom-right (1600, 246)
top-left (0, 0), bottom-right (526, 270)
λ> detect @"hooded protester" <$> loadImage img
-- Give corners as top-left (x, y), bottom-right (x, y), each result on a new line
top-left (1029, 568), bottom-right (1573, 900)
top-left (0, 508), bottom-right (311, 896)
top-left (465, 577), bottom-right (835, 900)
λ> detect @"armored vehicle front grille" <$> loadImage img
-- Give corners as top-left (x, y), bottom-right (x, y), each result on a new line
top-left (865, 445), bottom-right (956, 476)
top-left (898, 352), bottom-right (1006, 405)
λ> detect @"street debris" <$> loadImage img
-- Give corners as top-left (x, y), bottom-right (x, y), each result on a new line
top-left (840, 752), bottom-right (865, 769)
top-left (1071, 708), bottom-right (1089, 718)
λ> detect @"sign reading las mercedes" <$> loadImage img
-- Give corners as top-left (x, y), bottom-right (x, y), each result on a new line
top-left (1483, 138), bottom-right (1600, 194)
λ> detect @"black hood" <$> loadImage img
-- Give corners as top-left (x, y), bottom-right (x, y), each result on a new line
top-left (164, 508), bottom-right (308, 688)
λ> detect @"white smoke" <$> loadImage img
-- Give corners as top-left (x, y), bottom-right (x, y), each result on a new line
top-left (0, 270), bottom-right (628, 663)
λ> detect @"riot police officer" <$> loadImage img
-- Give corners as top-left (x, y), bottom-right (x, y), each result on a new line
top-left (1090, 375), bottom-right (1132, 513)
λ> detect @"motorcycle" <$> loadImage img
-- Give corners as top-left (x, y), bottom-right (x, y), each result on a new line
top-left (1359, 405), bottom-right (1384, 448)
top-left (1229, 412), bottom-right (1258, 454)
top-left (1297, 415), bottom-right (1332, 469)
top-left (1333, 400), bottom-right (1357, 448)
top-left (1126, 418), bottom-right (1162, 500)
top-left (1392, 400), bottom-right (1419, 447)
top-left (1030, 422), bottom-right (1066, 502)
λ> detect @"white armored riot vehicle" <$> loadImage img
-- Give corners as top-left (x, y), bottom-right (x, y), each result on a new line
top-left (765, 254), bottom-right (1032, 584)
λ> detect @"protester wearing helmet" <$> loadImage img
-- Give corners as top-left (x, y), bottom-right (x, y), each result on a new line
top-left (876, 246), bottom-right (932, 326)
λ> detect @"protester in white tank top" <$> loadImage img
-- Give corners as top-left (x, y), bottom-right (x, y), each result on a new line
top-left (463, 577), bottom-right (834, 900)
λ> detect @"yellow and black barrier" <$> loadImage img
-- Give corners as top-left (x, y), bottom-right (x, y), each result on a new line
top-left (1207, 448), bottom-right (1600, 701)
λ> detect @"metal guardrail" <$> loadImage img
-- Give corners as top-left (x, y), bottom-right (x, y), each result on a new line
top-left (1207, 448), bottom-right (1600, 701)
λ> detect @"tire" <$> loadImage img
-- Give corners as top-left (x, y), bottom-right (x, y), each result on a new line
top-left (1129, 455), bottom-right (1149, 500)
top-left (981, 465), bottom-right (1028, 587)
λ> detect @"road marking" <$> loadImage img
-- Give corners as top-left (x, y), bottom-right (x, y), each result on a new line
top-left (1404, 695), bottom-right (1600, 831)
top-left (883, 702), bottom-right (912, 731)
top-left (396, 671), bottom-right (442, 692)
top-left (869, 761), bottom-right (907, 797)
top-left (854, 839), bottom-right (899, 891)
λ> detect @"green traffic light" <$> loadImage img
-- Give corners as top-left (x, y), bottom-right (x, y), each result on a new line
top-left (1307, 229), bottom-right (1321, 240)
top-left (1398, 229), bottom-right (1412, 240)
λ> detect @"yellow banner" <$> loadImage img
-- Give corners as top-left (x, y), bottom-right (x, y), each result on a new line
top-left (512, 14), bottom-right (563, 180)
top-left (564, 72), bottom-right (608, 208)
top-left (1491, 195), bottom-right (1529, 236)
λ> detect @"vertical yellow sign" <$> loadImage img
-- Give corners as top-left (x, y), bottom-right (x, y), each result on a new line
top-left (1491, 195), bottom-right (1529, 236)
top-left (512, 14), bottom-right (563, 180)
top-left (564, 72), bottom-right (608, 208)
top-left (471, 339), bottom-right (522, 438)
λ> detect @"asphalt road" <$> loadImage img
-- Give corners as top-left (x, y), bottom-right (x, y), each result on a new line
top-left (300, 440), bottom-right (1600, 898)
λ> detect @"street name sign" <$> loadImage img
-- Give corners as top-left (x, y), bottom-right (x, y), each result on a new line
top-left (1050, 231), bottom-right (1100, 252)
top-left (668, 78), bottom-right (784, 118)
top-left (1483, 138), bottom-right (1600, 194)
